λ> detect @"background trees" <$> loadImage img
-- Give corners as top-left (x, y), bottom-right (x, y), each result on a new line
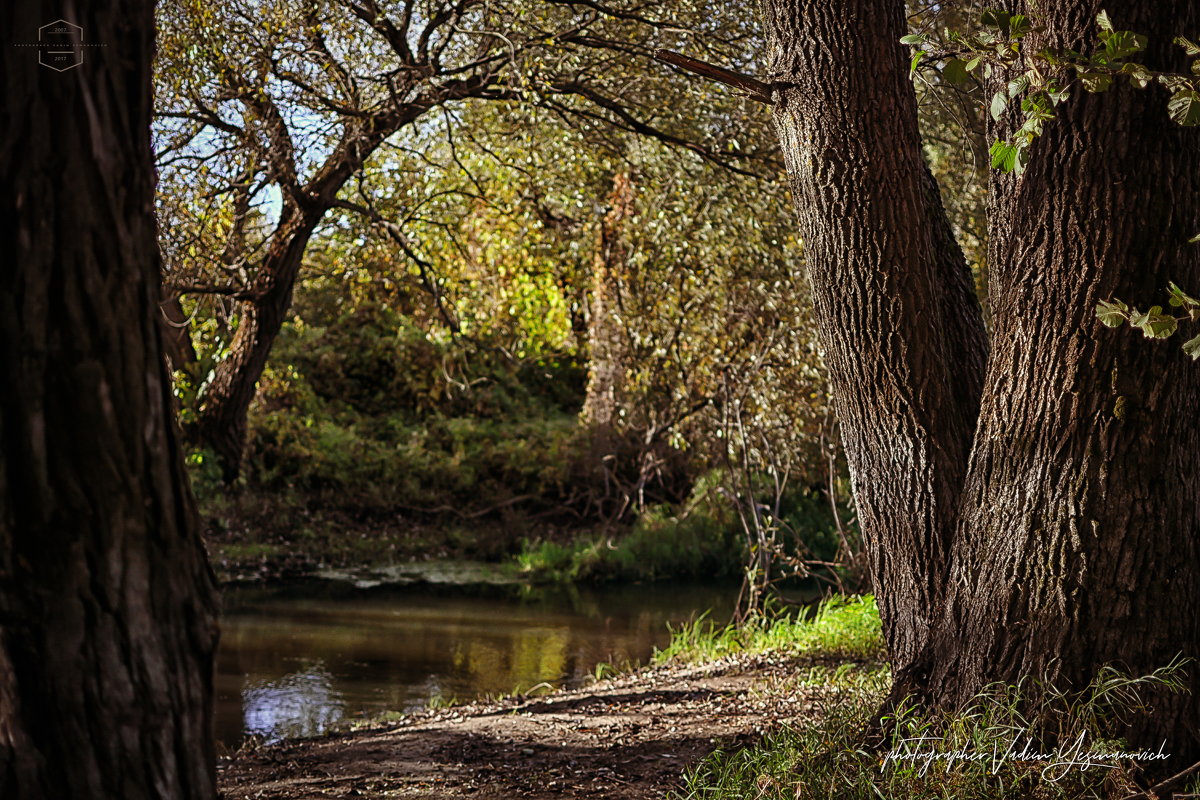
top-left (0, 2), bottom-right (218, 797)
top-left (154, 0), bottom-right (774, 479)
top-left (158, 0), bottom-right (847, 600)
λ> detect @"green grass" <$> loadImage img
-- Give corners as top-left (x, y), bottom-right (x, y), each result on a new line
top-left (653, 594), bottom-right (886, 664)
top-left (513, 502), bottom-right (743, 583)
top-left (668, 640), bottom-right (1193, 800)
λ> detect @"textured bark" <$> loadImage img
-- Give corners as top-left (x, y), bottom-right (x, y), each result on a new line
top-left (931, 0), bottom-right (1200, 764)
top-left (0, 2), bottom-right (220, 797)
top-left (762, 0), bottom-right (987, 676)
top-left (581, 172), bottom-right (637, 430)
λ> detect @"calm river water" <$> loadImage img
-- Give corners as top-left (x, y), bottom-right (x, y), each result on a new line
top-left (215, 578), bottom-right (739, 747)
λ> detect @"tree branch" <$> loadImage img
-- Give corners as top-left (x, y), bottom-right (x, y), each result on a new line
top-left (653, 49), bottom-right (774, 104)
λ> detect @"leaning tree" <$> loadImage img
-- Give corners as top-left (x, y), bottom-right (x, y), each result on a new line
top-left (0, 2), bottom-right (219, 798)
top-left (155, 0), bottom-right (774, 480)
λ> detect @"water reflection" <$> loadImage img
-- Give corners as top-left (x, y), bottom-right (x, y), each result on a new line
top-left (243, 662), bottom-right (344, 742)
top-left (216, 579), bottom-right (742, 747)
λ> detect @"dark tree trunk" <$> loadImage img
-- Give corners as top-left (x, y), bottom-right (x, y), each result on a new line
top-left (762, 0), bottom-right (987, 677)
top-left (581, 172), bottom-right (637, 431)
top-left (160, 292), bottom-right (197, 374)
top-left (0, 2), bottom-right (219, 798)
top-left (186, 108), bottom-right (421, 481)
top-left (931, 0), bottom-right (1200, 764)
top-left (190, 204), bottom-right (322, 481)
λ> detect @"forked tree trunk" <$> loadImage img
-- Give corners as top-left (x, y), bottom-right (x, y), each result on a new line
top-left (931, 0), bottom-right (1200, 763)
top-left (762, 0), bottom-right (987, 678)
top-left (764, 0), bottom-right (1200, 767)
top-left (0, 3), bottom-right (219, 798)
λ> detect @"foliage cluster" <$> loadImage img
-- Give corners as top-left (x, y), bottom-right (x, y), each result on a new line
top-left (514, 478), bottom-right (850, 584)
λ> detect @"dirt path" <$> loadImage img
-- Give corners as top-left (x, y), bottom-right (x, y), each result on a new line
top-left (218, 653), bottom-right (833, 799)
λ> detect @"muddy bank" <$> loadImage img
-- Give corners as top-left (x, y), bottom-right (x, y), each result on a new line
top-left (218, 652), bottom-right (841, 799)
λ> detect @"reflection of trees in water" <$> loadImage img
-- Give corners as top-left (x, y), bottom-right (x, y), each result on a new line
top-left (243, 662), bottom-right (344, 742)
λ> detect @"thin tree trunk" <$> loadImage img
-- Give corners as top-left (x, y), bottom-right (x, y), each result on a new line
top-left (185, 108), bottom-right (423, 480)
top-left (931, 0), bottom-right (1200, 764)
top-left (0, 1), bottom-right (220, 797)
top-left (762, 0), bottom-right (987, 677)
top-left (581, 172), bottom-right (637, 431)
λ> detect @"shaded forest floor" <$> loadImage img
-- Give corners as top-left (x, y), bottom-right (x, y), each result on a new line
top-left (218, 651), bottom-right (841, 799)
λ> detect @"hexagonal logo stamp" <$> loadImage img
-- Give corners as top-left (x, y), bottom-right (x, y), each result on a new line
top-left (37, 19), bottom-right (84, 72)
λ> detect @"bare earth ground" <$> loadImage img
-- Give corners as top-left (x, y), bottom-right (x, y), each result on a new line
top-left (219, 653), bottom-right (837, 799)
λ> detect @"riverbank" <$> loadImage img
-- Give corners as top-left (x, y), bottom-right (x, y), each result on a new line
top-left (217, 596), bottom-right (887, 799)
top-left (215, 594), bottom-right (1171, 800)
top-left (198, 485), bottom-right (778, 586)
top-left (218, 649), bottom-right (852, 799)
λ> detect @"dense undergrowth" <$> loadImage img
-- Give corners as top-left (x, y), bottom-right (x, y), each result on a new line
top-left (658, 596), bottom-right (1196, 800)
top-left (188, 303), bottom-right (852, 581)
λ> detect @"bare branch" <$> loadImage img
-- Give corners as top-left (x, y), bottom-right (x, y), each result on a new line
top-left (653, 49), bottom-right (773, 104)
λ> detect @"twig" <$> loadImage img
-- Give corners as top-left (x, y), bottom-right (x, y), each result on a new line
top-left (1119, 758), bottom-right (1200, 800)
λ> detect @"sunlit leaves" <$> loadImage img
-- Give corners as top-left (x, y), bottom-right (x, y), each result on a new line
top-left (988, 140), bottom-right (1020, 172)
top-left (1168, 90), bottom-right (1200, 126)
top-left (1098, 285), bottom-right (1200, 357)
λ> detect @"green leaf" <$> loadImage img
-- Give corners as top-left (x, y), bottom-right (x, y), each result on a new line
top-left (1189, 232), bottom-right (1200, 243)
top-left (1182, 333), bottom-right (1200, 360)
top-left (1009, 14), bottom-right (1031, 39)
top-left (1120, 62), bottom-right (1153, 89)
top-left (981, 8), bottom-right (1012, 33)
top-left (943, 58), bottom-right (970, 86)
top-left (1168, 90), bottom-right (1200, 126)
top-left (1134, 307), bottom-right (1178, 339)
top-left (1168, 282), bottom-right (1200, 309)
top-left (1096, 10), bottom-right (1114, 33)
top-left (1174, 35), bottom-right (1200, 56)
top-left (989, 140), bottom-right (1020, 172)
top-left (1007, 74), bottom-right (1031, 98)
top-left (1096, 299), bottom-right (1130, 327)
top-left (900, 33), bottom-right (927, 46)
top-left (965, 56), bottom-right (981, 72)
top-left (990, 91), bottom-right (1009, 120)
top-left (1079, 71), bottom-right (1113, 92)
top-left (1103, 30), bottom-right (1148, 60)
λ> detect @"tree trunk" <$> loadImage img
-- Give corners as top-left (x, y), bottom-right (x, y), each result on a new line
top-left (160, 292), bottom-right (198, 374)
top-left (762, 0), bottom-right (987, 677)
top-left (581, 172), bottom-right (637, 431)
top-left (0, 2), bottom-right (220, 798)
top-left (931, 0), bottom-right (1200, 764)
top-left (190, 204), bottom-right (321, 481)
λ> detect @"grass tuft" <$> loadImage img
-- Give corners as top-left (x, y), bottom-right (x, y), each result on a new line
top-left (653, 594), bottom-right (885, 665)
top-left (670, 654), bottom-right (1193, 800)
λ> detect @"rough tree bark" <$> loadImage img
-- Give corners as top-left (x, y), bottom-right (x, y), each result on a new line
top-left (761, 0), bottom-right (988, 679)
top-left (762, 0), bottom-right (1200, 766)
top-left (0, 2), bottom-right (220, 798)
top-left (930, 0), bottom-right (1200, 762)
